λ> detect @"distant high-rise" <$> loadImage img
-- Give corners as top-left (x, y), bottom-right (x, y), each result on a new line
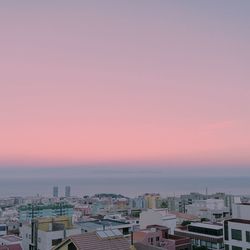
top-left (65, 186), bottom-right (71, 197)
top-left (53, 186), bottom-right (58, 198)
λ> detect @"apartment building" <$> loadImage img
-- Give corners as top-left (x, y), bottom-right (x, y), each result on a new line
top-left (224, 219), bottom-right (250, 250)
top-left (20, 216), bottom-right (81, 250)
top-left (175, 222), bottom-right (224, 250)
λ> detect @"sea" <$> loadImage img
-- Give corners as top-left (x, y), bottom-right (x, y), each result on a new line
top-left (0, 166), bottom-right (249, 197)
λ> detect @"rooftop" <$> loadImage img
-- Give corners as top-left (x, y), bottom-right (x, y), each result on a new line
top-left (169, 211), bottom-right (199, 221)
top-left (0, 235), bottom-right (22, 243)
top-left (189, 223), bottom-right (223, 230)
top-left (53, 231), bottom-right (130, 250)
top-left (236, 203), bottom-right (250, 206)
top-left (227, 219), bottom-right (250, 225)
top-left (77, 219), bottom-right (130, 230)
top-left (19, 203), bottom-right (74, 211)
top-left (0, 244), bottom-right (22, 250)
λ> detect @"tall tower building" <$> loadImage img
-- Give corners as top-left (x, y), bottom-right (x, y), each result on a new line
top-left (65, 186), bottom-right (71, 197)
top-left (53, 186), bottom-right (59, 198)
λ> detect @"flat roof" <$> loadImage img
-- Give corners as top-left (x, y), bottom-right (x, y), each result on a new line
top-left (227, 219), bottom-right (250, 225)
top-left (19, 203), bottom-right (74, 211)
top-left (189, 223), bottom-right (223, 230)
top-left (175, 228), bottom-right (223, 240)
top-left (77, 219), bottom-right (130, 230)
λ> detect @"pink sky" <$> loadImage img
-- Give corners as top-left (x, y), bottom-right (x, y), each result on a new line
top-left (0, 1), bottom-right (250, 167)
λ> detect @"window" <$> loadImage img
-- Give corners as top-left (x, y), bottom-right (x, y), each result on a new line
top-left (246, 231), bottom-right (250, 243)
top-left (52, 238), bottom-right (62, 246)
top-left (156, 236), bottom-right (160, 241)
top-left (68, 242), bottom-right (77, 250)
top-left (206, 241), bottom-right (212, 248)
top-left (201, 240), bottom-right (206, 246)
top-left (232, 246), bottom-right (242, 250)
top-left (219, 243), bottom-right (224, 249)
top-left (231, 229), bottom-right (242, 241)
top-left (225, 244), bottom-right (229, 250)
top-left (212, 243), bottom-right (217, 249)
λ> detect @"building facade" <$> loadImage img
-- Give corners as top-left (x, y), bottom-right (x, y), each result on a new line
top-left (65, 186), bottom-right (71, 198)
top-left (224, 219), bottom-right (250, 250)
top-left (20, 216), bottom-right (81, 250)
top-left (53, 186), bottom-right (59, 198)
top-left (140, 209), bottom-right (177, 234)
top-left (175, 222), bottom-right (224, 250)
top-left (19, 203), bottom-right (74, 222)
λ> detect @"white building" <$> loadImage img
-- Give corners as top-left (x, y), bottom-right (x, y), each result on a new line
top-left (130, 196), bottom-right (147, 209)
top-left (186, 199), bottom-right (230, 221)
top-left (224, 219), bottom-right (250, 250)
top-left (20, 216), bottom-right (81, 250)
top-left (76, 219), bottom-right (133, 236)
top-left (232, 203), bottom-right (250, 220)
top-left (175, 222), bottom-right (224, 250)
top-left (139, 209), bottom-right (176, 234)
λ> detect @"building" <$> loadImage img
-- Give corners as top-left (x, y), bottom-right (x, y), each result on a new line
top-left (53, 186), bottom-right (59, 198)
top-left (185, 199), bottom-right (230, 222)
top-left (0, 235), bottom-right (22, 249)
top-left (133, 225), bottom-right (191, 250)
top-left (179, 193), bottom-right (207, 212)
top-left (76, 219), bottom-right (132, 236)
top-left (211, 193), bottom-right (238, 215)
top-left (52, 229), bottom-right (130, 250)
top-left (140, 209), bottom-right (177, 234)
top-left (0, 198), bottom-right (16, 209)
top-left (0, 244), bottom-right (22, 250)
top-left (167, 197), bottom-right (183, 212)
top-left (19, 203), bottom-right (74, 222)
top-left (232, 203), bottom-right (250, 220)
top-left (20, 216), bottom-right (81, 250)
top-left (130, 196), bottom-right (147, 210)
top-left (65, 186), bottom-right (71, 198)
top-left (224, 219), bottom-right (250, 250)
top-left (144, 194), bottom-right (161, 209)
top-left (175, 222), bottom-right (224, 250)
top-left (169, 211), bottom-right (199, 226)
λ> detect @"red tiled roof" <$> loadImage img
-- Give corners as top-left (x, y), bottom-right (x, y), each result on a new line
top-left (0, 244), bottom-right (22, 250)
top-left (0, 235), bottom-right (22, 243)
top-left (56, 232), bottom-right (130, 250)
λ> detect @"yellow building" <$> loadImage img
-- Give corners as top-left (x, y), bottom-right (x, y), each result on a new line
top-left (143, 193), bottom-right (161, 209)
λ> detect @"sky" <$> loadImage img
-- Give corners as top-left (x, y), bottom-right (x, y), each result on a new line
top-left (0, 1), bottom-right (250, 169)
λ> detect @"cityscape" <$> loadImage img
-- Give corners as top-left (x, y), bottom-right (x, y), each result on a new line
top-left (1, 1), bottom-right (250, 250)
top-left (0, 187), bottom-right (250, 250)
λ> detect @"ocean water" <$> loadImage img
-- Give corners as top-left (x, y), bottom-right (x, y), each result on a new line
top-left (0, 167), bottom-right (249, 197)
